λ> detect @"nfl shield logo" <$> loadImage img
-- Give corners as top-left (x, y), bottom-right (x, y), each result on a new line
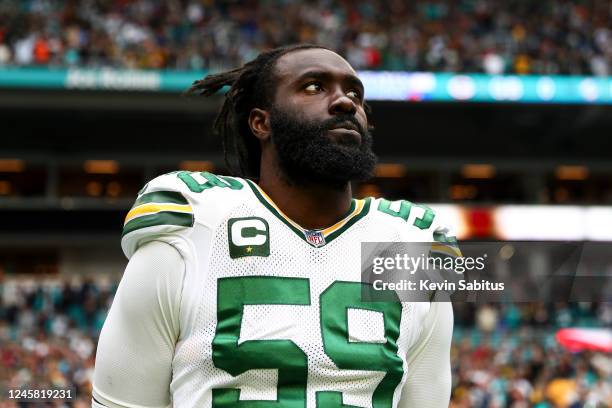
top-left (304, 230), bottom-right (326, 248)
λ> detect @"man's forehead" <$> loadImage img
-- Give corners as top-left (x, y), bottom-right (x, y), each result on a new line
top-left (274, 48), bottom-right (357, 80)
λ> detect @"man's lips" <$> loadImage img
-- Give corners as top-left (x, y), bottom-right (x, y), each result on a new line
top-left (328, 128), bottom-right (361, 137)
top-left (329, 121), bottom-right (360, 132)
top-left (328, 120), bottom-right (362, 141)
top-left (327, 128), bottom-right (362, 146)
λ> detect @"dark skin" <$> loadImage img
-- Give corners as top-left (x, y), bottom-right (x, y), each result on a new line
top-left (248, 48), bottom-right (369, 230)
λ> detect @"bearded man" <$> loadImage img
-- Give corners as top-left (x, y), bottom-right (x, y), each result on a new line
top-left (92, 44), bottom-right (457, 408)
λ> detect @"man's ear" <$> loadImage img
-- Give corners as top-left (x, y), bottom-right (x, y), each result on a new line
top-left (249, 108), bottom-right (271, 142)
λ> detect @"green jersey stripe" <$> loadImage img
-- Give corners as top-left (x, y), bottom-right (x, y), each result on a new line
top-left (122, 211), bottom-right (194, 237)
top-left (133, 191), bottom-right (188, 207)
top-left (433, 231), bottom-right (459, 246)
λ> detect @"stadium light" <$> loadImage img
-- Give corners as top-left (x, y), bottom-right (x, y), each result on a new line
top-left (83, 160), bottom-right (120, 174)
top-left (555, 165), bottom-right (589, 180)
top-left (106, 181), bottom-right (122, 198)
top-left (449, 185), bottom-right (477, 200)
top-left (461, 164), bottom-right (496, 179)
top-left (426, 205), bottom-right (612, 241)
top-left (0, 159), bottom-right (25, 172)
top-left (375, 163), bottom-right (406, 178)
top-left (0, 181), bottom-right (11, 195)
top-left (86, 181), bottom-right (103, 197)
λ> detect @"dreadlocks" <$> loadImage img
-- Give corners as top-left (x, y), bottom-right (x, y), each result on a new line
top-left (184, 44), bottom-right (330, 179)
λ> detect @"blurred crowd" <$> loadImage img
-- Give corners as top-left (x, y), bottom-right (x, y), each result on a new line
top-left (0, 277), bottom-right (115, 407)
top-left (0, 0), bottom-right (610, 75)
top-left (452, 303), bottom-right (612, 407)
top-left (0, 277), bottom-right (610, 407)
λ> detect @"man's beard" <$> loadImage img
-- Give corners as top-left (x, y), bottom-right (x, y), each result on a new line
top-left (269, 105), bottom-right (377, 189)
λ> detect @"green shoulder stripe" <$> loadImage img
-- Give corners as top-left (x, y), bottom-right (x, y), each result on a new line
top-left (122, 211), bottom-right (194, 237)
top-left (433, 231), bottom-right (459, 246)
top-left (134, 190), bottom-right (188, 207)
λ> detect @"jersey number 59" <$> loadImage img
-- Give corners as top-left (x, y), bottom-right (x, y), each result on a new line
top-left (212, 277), bottom-right (403, 408)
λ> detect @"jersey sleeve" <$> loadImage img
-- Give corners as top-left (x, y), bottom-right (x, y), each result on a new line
top-left (121, 173), bottom-right (195, 260)
top-left (397, 301), bottom-right (453, 408)
top-left (93, 240), bottom-right (184, 407)
top-left (426, 210), bottom-right (464, 301)
top-left (429, 213), bottom-right (462, 260)
top-left (396, 210), bottom-right (457, 407)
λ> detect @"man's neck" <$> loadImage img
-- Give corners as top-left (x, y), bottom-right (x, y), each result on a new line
top-left (257, 168), bottom-right (353, 230)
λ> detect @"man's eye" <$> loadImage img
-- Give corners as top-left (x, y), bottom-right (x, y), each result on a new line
top-left (347, 90), bottom-right (361, 99)
top-left (304, 83), bottom-right (322, 92)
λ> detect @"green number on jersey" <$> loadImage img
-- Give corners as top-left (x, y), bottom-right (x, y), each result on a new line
top-left (212, 277), bottom-right (310, 407)
top-left (316, 392), bottom-right (361, 408)
top-left (178, 171), bottom-right (243, 193)
top-left (212, 278), bottom-right (403, 408)
top-left (319, 282), bottom-right (403, 408)
top-left (377, 199), bottom-right (435, 230)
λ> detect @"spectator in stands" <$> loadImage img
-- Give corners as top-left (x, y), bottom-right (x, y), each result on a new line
top-left (0, 0), bottom-right (609, 75)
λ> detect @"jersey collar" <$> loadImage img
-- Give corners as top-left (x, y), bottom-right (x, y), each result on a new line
top-left (245, 179), bottom-right (371, 248)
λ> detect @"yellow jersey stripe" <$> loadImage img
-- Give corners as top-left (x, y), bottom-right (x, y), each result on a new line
top-left (255, 188), bottom-right (304, 231)
top-left (253, 183), bottom-right (366, 237)
top-left (124, 203), bottom-right (193, 225)
top-left (431, 243), bottom-right (463, 258)
top-left (321, 200), bottom-right (365, 236)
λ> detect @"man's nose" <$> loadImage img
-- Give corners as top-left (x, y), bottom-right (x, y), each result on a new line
top-left (329, 89), bottom-right (357, 115)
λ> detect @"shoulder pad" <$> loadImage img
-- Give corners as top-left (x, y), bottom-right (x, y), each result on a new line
top-left (121, 172), bottom-right (195, 258)
top-left (121, 171), bottom-right (250, 258)
top-left (372, 197), bottom-right (436, 231)
top-left (372, 197), bottom-right (462, 257)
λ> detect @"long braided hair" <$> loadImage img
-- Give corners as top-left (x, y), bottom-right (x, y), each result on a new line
top-left (184, 44), bottom-right (330, 179)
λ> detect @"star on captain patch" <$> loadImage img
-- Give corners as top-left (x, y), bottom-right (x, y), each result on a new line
top-left (246, 246), bottom-right (253, 253)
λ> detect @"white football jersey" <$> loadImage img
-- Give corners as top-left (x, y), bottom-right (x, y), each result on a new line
top-left (103, 171), bottom-right (459, 408)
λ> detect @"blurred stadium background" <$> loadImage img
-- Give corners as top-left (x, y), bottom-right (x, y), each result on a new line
top-left (0, 0), bottom-right (611, 407)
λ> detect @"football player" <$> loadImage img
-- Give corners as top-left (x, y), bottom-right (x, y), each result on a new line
top-left (92, 44), bottom-right (459, 408)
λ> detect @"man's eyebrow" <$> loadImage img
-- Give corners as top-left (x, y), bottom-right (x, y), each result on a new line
top-left (295, 70), bottom-right (364, 91)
